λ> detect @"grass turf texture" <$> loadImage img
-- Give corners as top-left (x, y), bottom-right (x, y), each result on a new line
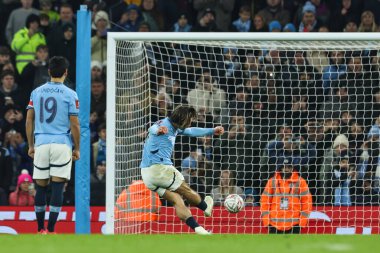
top-left (1, 234), bottom-right (378, 253)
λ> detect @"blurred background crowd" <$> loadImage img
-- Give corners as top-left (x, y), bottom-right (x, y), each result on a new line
top-left (0, 0), bottom-right (380, 208)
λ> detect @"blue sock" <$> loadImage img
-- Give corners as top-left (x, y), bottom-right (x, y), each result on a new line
top-left (34, 184), bottom-right (47, 231)
top-left (197, 200), bottom-right (207, 211)
top-left (48, 182), bottom-right (65, 232)
top-left (185, 216), bottom-right (200, 230)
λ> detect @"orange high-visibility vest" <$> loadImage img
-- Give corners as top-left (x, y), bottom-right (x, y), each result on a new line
top-left (115, 180), bottom-right (161, 221)
top-left (260, 172), bottom-right (312, 231)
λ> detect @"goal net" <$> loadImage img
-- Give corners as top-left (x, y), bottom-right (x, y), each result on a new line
top-left (106, 33), bottom-right (380, 234)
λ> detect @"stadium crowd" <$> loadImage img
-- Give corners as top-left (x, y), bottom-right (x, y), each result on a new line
top-left (0, 0), bottom-right (380, 208)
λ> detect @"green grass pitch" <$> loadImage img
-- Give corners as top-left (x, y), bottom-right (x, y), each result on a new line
top-left (1, 234), bottom-right (379, 253)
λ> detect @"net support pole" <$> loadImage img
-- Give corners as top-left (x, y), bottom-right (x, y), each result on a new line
top-left (105, 28), bottom-right (116, 235)
top-left (75, 5), bottom-right (91, 234)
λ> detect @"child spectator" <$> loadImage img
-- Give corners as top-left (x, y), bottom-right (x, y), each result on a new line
top-left (9, 171), bottom-right (35, 206)
top-left (114, 4), bottom-right (143, 32)
top-left (268, 20), bottom-right (282, 32)
top-left (283, 23), bottom-right (296, 32)
top-left (172, 14), bottom-right (192, 32)
top-left (92, 123), bottom-right (106, 172)
top-left (231, 5), bottom-right (252, 32)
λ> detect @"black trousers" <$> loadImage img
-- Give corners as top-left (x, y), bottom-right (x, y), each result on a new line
top-left (268, 225), bottom-right (301, 234)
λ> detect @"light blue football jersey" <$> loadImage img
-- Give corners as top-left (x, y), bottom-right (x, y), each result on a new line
top-left (140, 117), bottom-right (214, 168)
top-left (26, 82), bottom-right (79, 147)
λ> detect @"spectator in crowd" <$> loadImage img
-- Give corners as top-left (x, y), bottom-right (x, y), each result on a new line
top-left (92, 123), bottom-right (106, 172)
top-left (352, 175), bottom-right (380, 206)
top-left (319, 134), bottom-right (356, 204)
top-left (217, 47), bottom-right (242, 93)
top-left (92, 11), bottom-right (110, 63)
top-left (20, 44), bottom-right (49, 96)
top-left (0, 105), bottom-right (25, 144)
top-left (347, 121), bottom-right (365, 150)
top-left (344, 20), bottom-right (358, 32)
top-left (140, 0), bottom-right (164, 32)
top-left (298, 1), bottom-right (319, 32)
top-left (0, 146), bottom-right (13, 205)
top-left (90, 160), bottom-right (106, 206)
top-left (9, 171), bottom-right (35, 206)
top-left (358, 11), bottom-right (377, 32)
top-left (0, 70), bottom-right (23, 107)
top-left (244, 188), bottom-right (258, 207)
top-left (181, 145), bottom-right (200, 184)
top-left (47, 3), bottom-right (75, 45)
top-left (322, 51), bottom-right (347, 95)
top-left (211, 170), bottom-right (243, 205)
top-left (150, 91), bottom-right (173, 123)
top-left (251, 14), bottom-right (268, 32)
top-left (257, 0), bottom-right (290, 27)
top-left (330, 0), bottom-right (360, 32)
top-left (0, 46), bottom-right (11, 70)
top-left (39, 13), bottom-right (51, 37)
top-left (114, 4), bottom-right (144, 32)
top-left (48, 22), bottom-right (76, 86)
top-left (260, 157), bottom-right (312, 234)
top-left (192, 8), bottom-right (221, 32)
top-left (230, 5), bottom-right (252, 32)
top-left (329, 151), bottom-right (356, 206)
top-left (172, 13), bottom-right (192, 32)
top-left (363, 0), bottom-right (380, 25)
top-left (5, 0), bottom-right (40, 45)
top-left (268, 20), bottom-right (282, 32)
top-left (6, 130), bottom-right (32, 175)
top-left (11, 14), bottom-right (46, 74)
top-left (283, 23), bottom-right (296, 32)
top-left (186, 70), bottom-right (226, 117)
top-left (90, 110), bottom-right (99, 143)
top-left (39, 0), bottom-right (59, 24)
top-left (91, 60), bottom-right (104, 81)
top-left (193, 0), bottom-right (235, 32)
top-left (91, 78), bottom-right (106, 119)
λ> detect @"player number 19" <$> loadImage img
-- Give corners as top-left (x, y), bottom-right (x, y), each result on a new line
top-left (39, 97), bottom-right (57, 123)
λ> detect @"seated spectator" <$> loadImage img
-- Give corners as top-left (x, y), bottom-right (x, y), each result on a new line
top-left (39, 0), bottom-right (60, 24)
top-left (11, 14), bottom-right (46, 74)
top-left (343, 20), bottom-right (358, 32)
top-left (244, 188), bottom-right (259, 207)
top-left (138, 21), bottom-right (151, 32)
top-left (90, 160), bottom-right (106, 206)
top-left (230, 5), bottom-right (252, 32)
top-left (9, 171), bottom-right (35, 206)
top-left (330, 152), bottom-right (356, 206)
top-left (90, 110), bottom-right (99, 143)
top-left (6, 130), bottom-right (33, 175)
top-left (268, 20), bottom-right (282, 32)
top-left (20, 44), bottom-right (50, 95)
top-left (330, 0), bottom-right (360, 32)
top-left (211, 170), bottom-right (243, 205)
top-left (0, 70), bottom-right (23, 107)
top-left (114, 4), bottom-right (143, 32)
top-left (192, 8), bottom-right (221, 32)
top-left (91, 78), bottom-right (106, 119)
top-left (358, 11), bottom-right (377, 32)
top-left (92, 11), bottom-right (110, 63)
top-left (257, 0), bottom-right (290, 26)
top-left (140, 0), bottom-right (164, 32)
top-left (251, 14), bottom-right (268, 32)
top-left (0, 146), bottom-right (13, 205)
top-left (92, 123), bottom-right (106, 172)
top-left (352, 176), bottom-right (380, 206)
top-left (298, 1), bottom-right (319, 32)
top-left (91, 61), bottom-right (104, 80)
top-left (0, 105), bottom-right (25, 143)
top-left (0, 46), bottom-right (11, 70)
top-left (193, 0), bottom-right (235, 32)
top-left (283, 23), bottom-right (296, 32)
top-left (322, 51), bottom-right (347, 95)
top-left (39, 13), bottom-right (51, 37)
top-left (172, 14), bottom-right (192, 32)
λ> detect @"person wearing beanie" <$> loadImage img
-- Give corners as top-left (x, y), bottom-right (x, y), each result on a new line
top-left (257, 0), bottom-right (290, 27)
top-left (283, 23), bottom-right (296, 32)
top-left (261, 157), bottom-right (312, 234)
top-left (299, 1), bottom-right (319, 32)
top-left (9, 172), bottom-right (35, 206)
top-left (11, 13), bottom-right (46, 74)
top-left (268, 20), bottom-right (282, 32)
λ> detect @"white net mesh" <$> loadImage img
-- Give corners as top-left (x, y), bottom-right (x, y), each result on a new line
top-left (109, 38), bottom-right (380, 234)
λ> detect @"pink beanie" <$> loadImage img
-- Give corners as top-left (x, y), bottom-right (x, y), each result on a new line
top-left (17, 174), bottom-right (33, 186)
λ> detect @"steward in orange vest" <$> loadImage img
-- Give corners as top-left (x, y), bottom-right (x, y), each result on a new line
top-left (115, 180), bottom-right (161, 221)
top-left (260, 157), bottom-right (312, 233)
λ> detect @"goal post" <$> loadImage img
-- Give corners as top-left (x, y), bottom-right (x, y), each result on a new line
top-left (106, 32), bottom-right (380, 235)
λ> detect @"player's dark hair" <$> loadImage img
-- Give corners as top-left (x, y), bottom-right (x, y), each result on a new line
top-left (48, 56), bottom-right (69, 78)
top-left (170, 105), bottom-right (197, 128)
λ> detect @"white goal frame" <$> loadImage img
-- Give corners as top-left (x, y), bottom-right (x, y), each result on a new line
top-left (106, 32), bottom-right (380, 235)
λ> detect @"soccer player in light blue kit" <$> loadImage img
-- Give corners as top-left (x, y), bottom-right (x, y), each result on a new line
top-left (25, 56), bottom-right (80, 234)
top-left (140, 105), bottom-right (224, 235)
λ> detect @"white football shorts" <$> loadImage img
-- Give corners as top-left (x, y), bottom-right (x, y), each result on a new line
top-left (141, 164), bottom-right (184, 197)
top-left (33, 143), bottom-right (72, 180)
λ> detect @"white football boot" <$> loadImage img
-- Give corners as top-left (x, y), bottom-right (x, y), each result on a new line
top-left (195, 226), bottom-right (212, 235)
top-left (204, 196), bottom-right (214, 217)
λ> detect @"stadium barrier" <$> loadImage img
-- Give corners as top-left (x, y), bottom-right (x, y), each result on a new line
top-left (0, 206), bottom-right (378, 234)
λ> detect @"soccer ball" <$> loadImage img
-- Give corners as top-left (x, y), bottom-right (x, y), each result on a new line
top-left (224, 194), bottom-right (245, 213)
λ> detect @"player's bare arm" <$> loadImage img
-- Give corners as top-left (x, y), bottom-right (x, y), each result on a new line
top-left (70, 115), bottom-right (80, 161)
top-left (25, 109), bottom-right (35, 158)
